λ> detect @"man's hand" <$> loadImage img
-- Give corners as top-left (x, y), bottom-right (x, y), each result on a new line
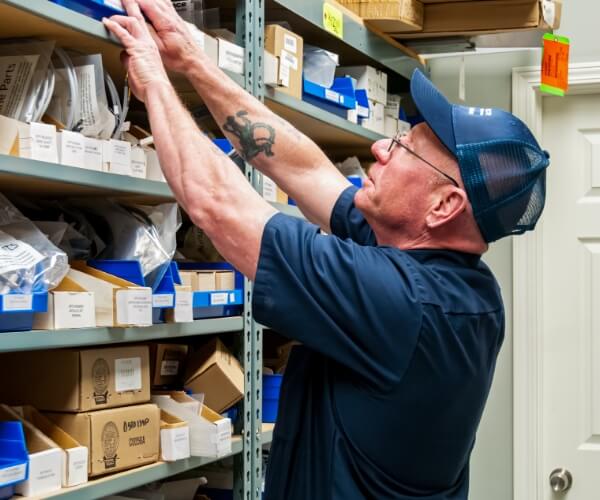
top-left (102, 0), bottom-right (171, 102)
top-left (130, 0), bottom-right (203, 75)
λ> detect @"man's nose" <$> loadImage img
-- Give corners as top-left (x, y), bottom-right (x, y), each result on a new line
top-left (371, 139), bottom-right (392, 165)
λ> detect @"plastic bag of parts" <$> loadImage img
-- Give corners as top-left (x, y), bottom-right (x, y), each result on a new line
top-left (0, 193), bottom-right (69, 294)
top-left (0, 39), bottom-right (55, 123)
top-left (178, 224), bottom-right (223, 262)
top-left (34, 221), bottom-right (94, 261)
top-left (69, 200), bottom-right (181, 288)
top-left (303, 44), bottom-right (339, 88)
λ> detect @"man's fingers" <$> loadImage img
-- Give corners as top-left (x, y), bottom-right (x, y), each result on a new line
top-left (135, 0), bottom-right (169, 27)
top-left (103, 17), bottom-right (136, 47)
top-left (121, 0), bottom-right (145, 22)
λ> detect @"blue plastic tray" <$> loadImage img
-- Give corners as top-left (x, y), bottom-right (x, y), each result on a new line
top-left (49, 0), bottom-right (125, 20)
top-left (263, 374), bottom-right (283, 423)
top-left (0, 292), bottom-right (48, 333)
top-left (0, 421), bottom-right (29, 489)
top-left (302, 76), bottom-right (357, 117)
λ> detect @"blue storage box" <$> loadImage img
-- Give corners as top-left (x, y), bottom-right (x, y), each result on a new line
top-left (86, 259), bottom-right (175, 324)
top-left (0, 292), bottom-right (48, 333)
top-left (302, 77), bottom-right (356, 118)
top-left (213, 139), bottom-right (234, 155)
top-left (355, 89), bottom-right (370, 119)
top-left (0, 421), bottom-right (29, 491)
top-left (49, 0), bottom-right (125, 20)
top-left (176, 262), bottom-right (244, 319)
top-left (263, 374), bottom-right (283, 423)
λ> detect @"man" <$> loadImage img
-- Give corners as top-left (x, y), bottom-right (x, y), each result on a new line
top-left (104, 2), bottom-right (549, 498)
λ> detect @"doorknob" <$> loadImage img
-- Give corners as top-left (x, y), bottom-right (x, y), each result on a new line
top-left (549, 468), bottom-right (572, 493)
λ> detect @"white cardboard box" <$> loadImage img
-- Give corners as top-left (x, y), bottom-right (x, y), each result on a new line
top-left (131, 146), bottom-right (147, 179)
top-left (337, 66), bottom-right (388, 105)
top-left (18, 122), bottom-right (59, 163)
top-left (165, 286), bottom-right (194, 324)
top-left (384, 116), bottom-right (399, 138)
top-left (103, 139), bottom-right (132, 175)
top-left (217, 38), bottom-right (245, 74)
top-left (12, 406), bottom-right (88, 488)
top-left (83, 137), bottom-right (104, 171)
top-left (160, 410), bottom-right (191, 462)
top-left (145, 148), bottom-right (166, 182)
top-left (264, 51), bottom-right (279, 87)
top-left (361, 100), bottom-right (385, 135)
top-left (33, 290), bottom-right (96, 330)
top-left (58, 130), bottom-right (86, 168)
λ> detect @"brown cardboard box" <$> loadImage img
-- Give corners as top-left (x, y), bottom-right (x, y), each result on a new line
top-left (0, 345), bottom-right (150, 412)
top-left (149, 344), bottom-right (188, 387)
top-left (265, 24), bottom-right (304, 100)
top-left (184, 339), bottom-right (244, 413)
top-left (46, 404), bottom-right (160, 477)
top-left (215, 271), bottom-right (235, 291)
top-left (360, 0), bottom-right (424, 33)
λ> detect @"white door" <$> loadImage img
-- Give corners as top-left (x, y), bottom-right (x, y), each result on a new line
top-left (541, 90), bottom-right (600, 498)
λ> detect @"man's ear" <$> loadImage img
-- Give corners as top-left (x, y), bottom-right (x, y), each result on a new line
top-left (426, 188), bottom-right (468, 229)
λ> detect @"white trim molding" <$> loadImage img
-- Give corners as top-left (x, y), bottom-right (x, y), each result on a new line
top-left (512, 62), bottom-right (600, 500)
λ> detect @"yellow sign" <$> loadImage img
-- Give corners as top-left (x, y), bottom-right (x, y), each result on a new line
top-left (323, 2), bottom-right (344, 39)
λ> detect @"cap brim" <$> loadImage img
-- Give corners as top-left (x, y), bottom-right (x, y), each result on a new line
top-left (410, 69), bottom-right (457, 155)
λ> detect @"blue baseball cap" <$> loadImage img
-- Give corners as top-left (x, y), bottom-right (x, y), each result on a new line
top-left (410, 69), bottom-right (550, 243)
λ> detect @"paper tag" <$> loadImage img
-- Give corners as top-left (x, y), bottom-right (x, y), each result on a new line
top-left (323, 2), bottom-right (344, 39)
top-left (280, 50), bottom-right (298, 71)
top-left (161, 359), bottom-right (179, 376)
top-left (541, 33), bottom-right (570, 96)
top-left (174, 290), bottom-right (194, 323)
top-left (115, 357), bottom-right (142, 392)
top-left (115, 288), bottom-right (153, 326)
top-left (0, 54), bottom-right (39, 119)
top-left (153, 293), bottom-right (174, 308)
top-left (279, 62), bottom-right (290, 88)
top-left (210, 292), bottom-right (228, 306)
top-left (0, 232), bottom-right (44, 274)
top-left (325, 88), bottom-right (340, 103)
top-left (3, 294), bottom-right (33, 312)
top-left (0, 463), bottom-right (26, 484)
top-left (60, 130), bottom-right (86, 168)
top-left (283, 34), bottom-right (298, 55)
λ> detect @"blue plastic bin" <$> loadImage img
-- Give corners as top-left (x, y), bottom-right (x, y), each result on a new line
top-left (0, 421), bottom-right (29, 491)
top-left (302, 76), bottom-right (356, 118)
top-left (263, 374), bottom-right (283, 423)
top-left (49, 0), bottom-right (125, 20)
top-left (0, 292), bottom-right (48, 333)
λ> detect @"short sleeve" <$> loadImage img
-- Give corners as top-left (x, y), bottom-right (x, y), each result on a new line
top-left (329, 185), bottom-right (376, 246)
top-left (253, 213), bottom-right (423, 388)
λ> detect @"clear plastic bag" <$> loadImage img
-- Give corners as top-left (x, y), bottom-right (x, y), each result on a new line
top-left (303, 44), bottom-right (339, 88)
top-left (0, 39), bottom-right (55, 122)
top-left (0, 193), bottom-right (69, 294)
top-left (34, 221), bottom-right (93, 261)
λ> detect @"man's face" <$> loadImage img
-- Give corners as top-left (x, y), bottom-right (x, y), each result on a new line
top-left (355, 123), bottom-right (456, 235)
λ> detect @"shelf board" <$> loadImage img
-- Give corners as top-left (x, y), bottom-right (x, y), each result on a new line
top-left (0, 317), bottom-right (243, 353)
top-left (0, 155), bottom-right (174, 201)
top-left (266, 0), bottom-right (423, 80)
top-left (266, 88), bottom-right (383, 159)
top-left (261, 423), bottom-right (275, 445)
top-left (34, 436), bottom-right (243, 500)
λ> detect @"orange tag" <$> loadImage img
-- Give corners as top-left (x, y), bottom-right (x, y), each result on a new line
top-left (541, 33), bottom-right (570, 96)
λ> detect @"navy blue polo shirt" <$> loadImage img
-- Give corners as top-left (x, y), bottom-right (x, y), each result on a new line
top-left (253, 186), bottom-right (504, 500)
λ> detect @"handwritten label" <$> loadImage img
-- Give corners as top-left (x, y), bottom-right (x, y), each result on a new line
top-left (3, 294), bottom-right (33, 312)
top-left (210, 292), bottom-right (228, 306)
top-left (323, 3), bottom-right (344, 39)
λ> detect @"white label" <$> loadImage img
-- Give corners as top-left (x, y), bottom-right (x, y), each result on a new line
top-left (21, 122), bottom-right (59, 163)
top-left (3, 294), bottom-right (33, 312)
top-left (229, 292), bottom-right (236, 302)
top-left (53, 292), bottom-right (95, 329)
top-left (0, 232), bottom-right (44, 274)
top-left (210, 292), bottom-right (228, 306)
top-left (0, 463), bottom-right (26, 484)
top-left (59, 130), bottom-right (86, 168)
top-left (325, 89), bottom-right (340, 103)
top-left (115, 357), bottom-right (142, 392)
top-left (0, 54), bottom-right (39, 119)
top-left (153, 293), bottom-right (174, 308)
top-left (160, 359), bottom-right (179, 376)
top-left (279, 62), bottom-right (290, 88)
top-left (131, 146), bottom-right (147, 179)
top-left (283, 34), bottom-right (297, 54)
top-left (83, 137), bottom-right (103, 171)
top-left (115, 288), bottom-right (153, 326)
top-left (280, 50), bottom-right (298, 71)
top-left (218, 39), bottom-right (244, 74)
top-left (174, 290), bottom-right (194, 323)
top-left (262, 175), bottom-right (277, 202)
top-left (108, 139), bottom-right (132, 174)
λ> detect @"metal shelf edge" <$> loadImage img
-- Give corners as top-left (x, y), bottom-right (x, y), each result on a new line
top-left (0, 317), bottom-right (243, 353)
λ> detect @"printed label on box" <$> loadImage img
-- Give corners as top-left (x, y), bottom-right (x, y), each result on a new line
top-left (325, 89), bottom-right (340, 103)
top-left (210, 292), bottom-right (229, 306)
top-left (23, 122), bottom-right (58, 163)
top-left (172, 427), bottom-right (190, 456)
top-left (84, 138), bottom-right (103, 171)
top-left (116, 289), bottom-right (153, 326)
top-left (229, 292), bottom-right (236, 302)
top-left (160, 359), bottom-right (179, 376)
top-left (2, 294), bottom-right (33, 312)
top-left (153, 294), bottom-right (174, 308)
top-left (279, 62), bottom-right (290, 88)
top-left (54, 292), bottom-right (95, 329)
top-left (60, 131), bottom-right (85, 168)
top-left (262, 175), bottom-right (277, 202)
top-left (131, 147), bottom-right (147, 179)
top-left (280, 50), bottom-right (298, 71)
top-left (283, 34), bottom-right (297, 54)
top-left (174, 291), bottom-right (193, 323)
top-left (0, 233), bottom-right (44, 275)
top-left (115, 357), bottom-right (142, 392)
top-left (0, 463), bottom-right (26, 485)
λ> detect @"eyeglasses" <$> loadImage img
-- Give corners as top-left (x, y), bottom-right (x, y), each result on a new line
top-left (387, 132), bottom-right (460, 188)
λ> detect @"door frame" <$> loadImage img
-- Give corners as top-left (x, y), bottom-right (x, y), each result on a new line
top-left (513, 62), bottom-right (600, 500)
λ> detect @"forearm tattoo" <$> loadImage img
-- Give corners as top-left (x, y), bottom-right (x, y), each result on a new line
top-left (223, 111), bottom-right (276, 160)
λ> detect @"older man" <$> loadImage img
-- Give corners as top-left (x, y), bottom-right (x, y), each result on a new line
top-left (104, 1), bottom-right (549, 498)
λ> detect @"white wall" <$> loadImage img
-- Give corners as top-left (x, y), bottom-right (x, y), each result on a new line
top-left (428, 1), bottom-right (598, 498)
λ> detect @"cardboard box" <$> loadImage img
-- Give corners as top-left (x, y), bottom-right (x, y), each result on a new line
top-left (361, 99), bottom-right (385, 134)
top-left (46, 404), bottom-right (160, 477)
top-left (217, 38), bottom-right (245, 75)
top-left (265, 25), bottom-right (304, 100)
top-left (33, 275), bottom-right (96, 330)
top-left (0, 115), bottom-right (20, 155)
top-left (145, 148), bottom-right (167, 182)
top-left (160, 410), bottom-right (190, 462)
top-left (150, 344), bottom-right (188, 387)
top-left (12, 406), bottom-right (88, 487)
top-left (84, 137), bottom-right (104, 171)
top-left (215, 271), bottom-right (235, 291)
top-left (58, 130), bottom-right (86, 168)
top-left (18, 122), bottom-right (59, 163)
top-left (0, 405), bottom-right (62, 497)
top-left (262, 175), bottom-right (278, 202)
top-left (0, 345), bottom-right (150, 412)
top-left (184, 339), bottom-right (244, 413)
top-left (384, 116), bottom-right (398, 137)
top-left (152, 394), bottom-right (231, 457)
top-left (103, 139), bottom-right (132, 175)
top-left (197, 271), bottom-right (216, 291)
top-left (337, 66), bottom-right (388, 105)
top-left (360, 0), bottom-right (423, 32)
top-left (131, 146), bottom-right (147, 179)
top-left (276, 187), bottom-right (288, 205)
